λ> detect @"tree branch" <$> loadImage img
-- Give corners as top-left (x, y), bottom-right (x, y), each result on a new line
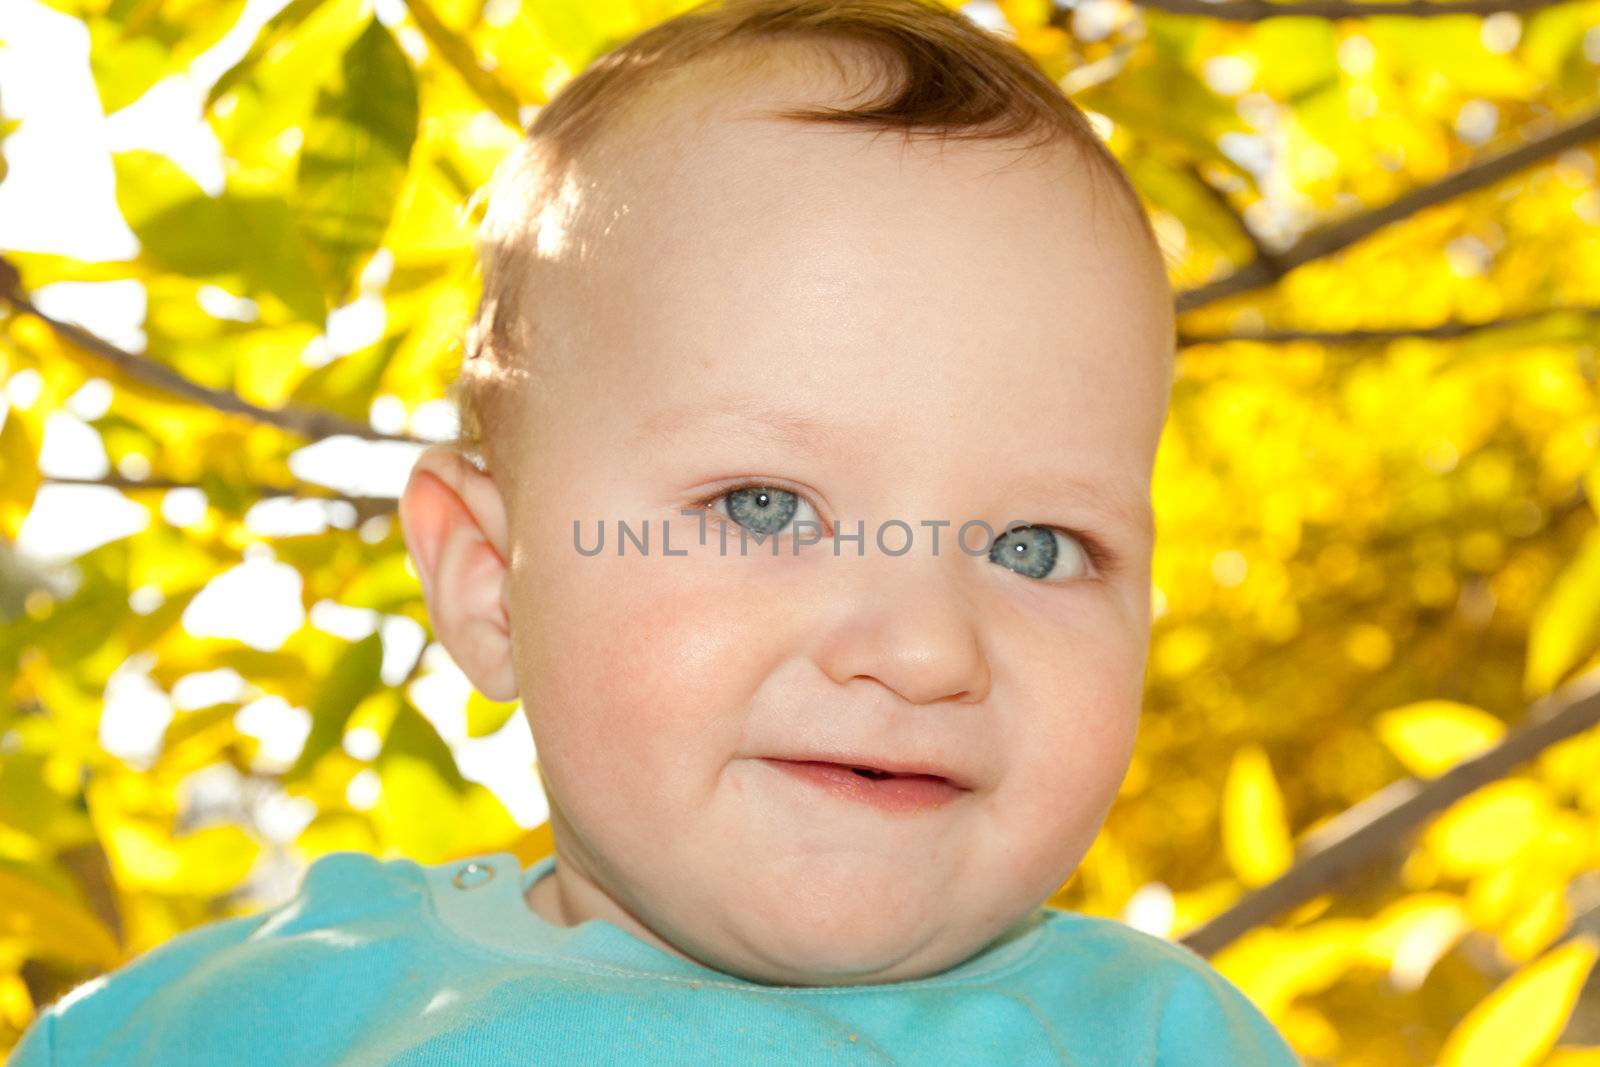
top-left (1059, 40), bottom-right (1140, 96)
top-left (1173, 105), bottom-right (1600, 313)
top-left (0, 265), bottom-right (422, 446)
top-left (400, 0), bottom-right (524, 130)
top-left (1177, 305), bottom-right (1600, 347)
top-left (1090, 0), bottom-right (1571, 21)
top-left (1180, 159), bottom-right (1282, 271)
top-left (40, 474), bottom-right (399, 523)
top-left (1179, 668), bottom-right (1600, 957)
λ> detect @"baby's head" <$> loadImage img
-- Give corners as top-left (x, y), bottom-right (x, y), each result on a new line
top-left (398, 0), bottom-right (1174, 987)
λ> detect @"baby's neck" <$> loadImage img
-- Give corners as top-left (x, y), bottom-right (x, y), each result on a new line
top-left (524, 868), bottom-right (574, 926)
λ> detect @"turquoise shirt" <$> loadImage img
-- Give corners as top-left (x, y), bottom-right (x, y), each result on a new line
top-left (9, 850), bottom-right (1301, 1065)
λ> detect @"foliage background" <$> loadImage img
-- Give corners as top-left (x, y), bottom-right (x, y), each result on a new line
top-left (3, 0), bottom-right (1600, 1063)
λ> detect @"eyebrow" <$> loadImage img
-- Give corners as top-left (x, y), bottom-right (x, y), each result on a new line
top-left (1006, 469), bottom-right (1155, 540)
top-left (635, 394), bottom-right (1154, 538)
top-left (632, 394), bottom-right (847, 457)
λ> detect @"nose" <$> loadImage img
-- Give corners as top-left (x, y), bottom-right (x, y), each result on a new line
top-left (812, 556), bottom-right (992, 707)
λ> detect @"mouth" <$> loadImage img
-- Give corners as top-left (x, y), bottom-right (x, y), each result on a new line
top-left (762, 754), bottom-right (972, 787)
top-left (758, 757), bottom-right (972, 813)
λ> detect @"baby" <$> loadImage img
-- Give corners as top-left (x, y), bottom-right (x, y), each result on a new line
top-left (11, 0), bottom-right (1303, 1063)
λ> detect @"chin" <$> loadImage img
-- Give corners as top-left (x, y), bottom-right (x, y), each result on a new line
top-left (700, 875), bottom-right (956, 986)
top-left (711, 917), bottom-right (994, 988)
top-left (705, 933), bottom-right (937, 987)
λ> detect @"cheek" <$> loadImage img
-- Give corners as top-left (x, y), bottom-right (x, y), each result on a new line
top-left (513, 543), bottom-right (777, 803)
top-left (1001, 634), bottom-right (1145, 843)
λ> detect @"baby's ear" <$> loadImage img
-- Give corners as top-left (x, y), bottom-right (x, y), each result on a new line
top-left (397, 444), bottom-right (518, 702)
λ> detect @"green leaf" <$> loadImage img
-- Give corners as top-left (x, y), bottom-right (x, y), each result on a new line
top-left (162, 701), bottom-right (241, 751)
top-left (373, 698), bottom-right (461, 857)
top-left (206, 0), bottom-right (337, 110)
top-left (113, 150), bottom-right (327, 322)
top-left (524, 0), bottom-right (636, 72)
top-left (1252, 21), bottom-right (1339, 102)
top-left (87, 20), bottom-right (168, 116)
top-left (1367, 18), bottom-right (1538, 99)
top-left (288, 630), bottom-right (385, 777)
top-left (87, 0), bottom-right (249, 114)
top-left (288, 332), bottom-right (404, 421)
top-left (402, 0), bottom-right (522, 128)
top-left (296, 19), bottom-right (420, 305)
top-left (340, 550), bottom-right (421, 614)
top-left (380, 696), bottom-right (467, 791)
top-left (206, 0), bottom-right (369, 177)
top-left (90, 413), bottom-right (163, 474)
top-left (1124, 155), bottom-right (1259, 260)
top-left (0, 752), bottom-right (91, 844)
top-left (1079, 58), bottom-right (1246, 169)
top-left (120, 585), bottom-right (202, 653)
top-left (7, 539), bottom-right (132, 663)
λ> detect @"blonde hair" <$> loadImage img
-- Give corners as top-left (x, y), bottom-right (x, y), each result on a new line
top-left (451, 0), bottom-right (1159, 467)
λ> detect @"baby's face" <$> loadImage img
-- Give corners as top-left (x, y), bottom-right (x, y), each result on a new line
top-left (489, 82), bottom-right (1173, 986)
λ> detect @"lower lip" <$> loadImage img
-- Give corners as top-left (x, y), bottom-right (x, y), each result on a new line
top-left (760, 759), bottom-right (967, 813)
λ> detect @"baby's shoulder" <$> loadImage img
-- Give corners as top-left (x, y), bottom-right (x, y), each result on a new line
top-left (253, 849), bottom-right (433, 930)
top-left (12, 851), bottom-right (433, 1065)
top-left (1033, 906), bottom-right (1218, 973)
top-left (1024, 909), bottom-right (1264, 1024)
top-left (1026, 908), bottom-right (1302, 1066)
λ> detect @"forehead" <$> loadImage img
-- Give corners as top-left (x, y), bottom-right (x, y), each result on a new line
top-left (546, 55), bottom-right (1171, 351)
top-left (521, 82), bottom-right (1172, 518)
top-left (582, 117), bottom-right (1158, 383)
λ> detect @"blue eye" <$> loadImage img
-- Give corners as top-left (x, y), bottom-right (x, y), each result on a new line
top-left (989, 524), bottom-right (1109, 582)
top-left (706, 485), bottom-right (824, 537)
top-left (696, 485), bottom-right (1116, 580)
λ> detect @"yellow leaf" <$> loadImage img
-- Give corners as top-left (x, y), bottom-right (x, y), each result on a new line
top-left (372, 751), bottom-right (462, 864)
top-left (0, 406), bottom-right (40, 539)
top-left (1, 971), bottom-right (36, 1033)
top-left (458, 782), bottom-right (521, 852)
top-left (1586, 454), bottom-right (1600, 525)
top-left (1278, 1004), bottom-right (1340, 1063)
top-left (0, 868), bottom-right (122, 970)
top-left (1360, 892), bottom-right (1470, 974)
top-left (1470, 864), bottom-right (1526, 929)
top-left (1439, 936), bottom-right (1600, 1067)
top-left (464, 691), bottom-right (519, 738)
top-left (1374, 700), bottom-right (1506, 778)
top-left (1213, 919), bottom-right (1365, 1019)
top-left (1500, 884), bottom-right (1569, 964)
top-left (1222, 743), bottom-right (1293, 887)
top-left (1545, 1049), bottom-right (1600, 1067)
top-left (103, 817), bottom-right (262, 896)
top-left (504, 818), bottom-right (555, 869)
top-left (1426, 779), bottom-right (1554, 879)
top-left (293, 809), bottom-right (379, 861)
top-left (1538, 729), bottom-right (1600, 809)
top-left (1526, 527), bottom-right (1600, 697)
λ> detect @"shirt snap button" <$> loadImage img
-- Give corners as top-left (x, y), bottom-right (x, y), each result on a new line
top-left (452, 861), bottom-right (496, 890)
